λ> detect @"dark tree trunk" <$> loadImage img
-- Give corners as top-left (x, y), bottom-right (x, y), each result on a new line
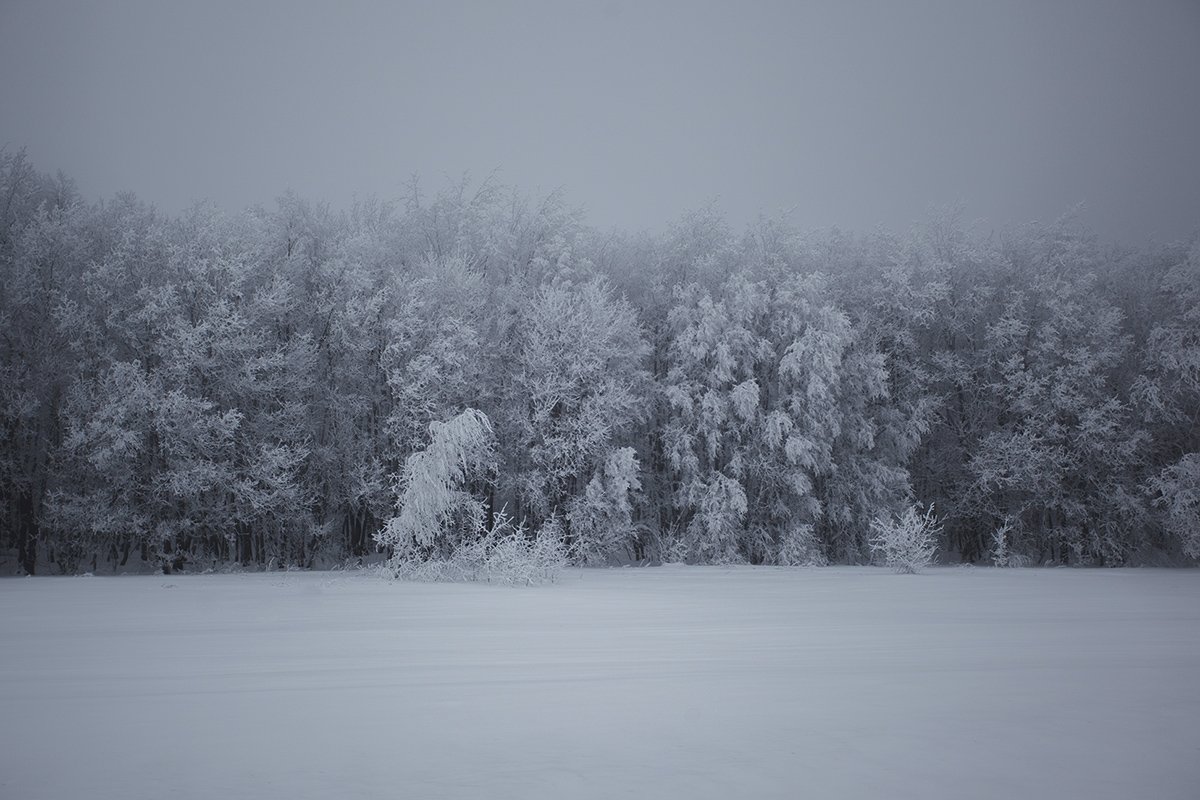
top-left (13, 488), bottom-right (38, 574)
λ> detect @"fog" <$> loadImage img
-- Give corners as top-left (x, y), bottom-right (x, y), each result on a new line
top-left (2, 0), bottom-right (1198, 240)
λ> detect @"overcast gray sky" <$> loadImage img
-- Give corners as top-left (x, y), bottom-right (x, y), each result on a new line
top-left (2, 0), bottom-right (1198, 242)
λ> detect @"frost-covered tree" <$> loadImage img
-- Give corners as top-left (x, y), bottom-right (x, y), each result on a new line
top-left (382, 255), bottom-right (487, 459)
top-left (803, 227), bottom-right (943, 562)
top-left (662, 266), bottom-right (922, 565)
top-left (375, 409), bottom-right (569, 584)
top-left (966, 273), bottom-right (1145, 563)
top-left (568, 447), bottom-right (642, 565)
top-left (1136, 243), bottom-right (1200, 559)
top-left (662, 273), bottom-right (770, 562)
top-left (246, 197), bottom-right (400, 559)
top-left (502, 280), bottom-right (649, 556)
top-left (0, 165), bottom-right (85, 573)
top-left (48, 362), bottom-right (242, 572)
top-left (737, 272), bottom-right (851, 564)
top-left (757, 274), bottom-right (864, 563)
top-left (377, 409), bottom-right (496, 560)
top-left (1149, 454), bottom-right (1200, 559)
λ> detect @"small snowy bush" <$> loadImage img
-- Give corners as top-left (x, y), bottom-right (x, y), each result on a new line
top-left (385, 510), bottom-right (568, 586)
top-left (869, 504), bottom-right (941, 574)
top-left (990, 517), bottom-right (1014, 567)
top-left (481, 523), bottom-right (570, 585)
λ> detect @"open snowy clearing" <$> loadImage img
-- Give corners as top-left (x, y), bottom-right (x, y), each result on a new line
top-left (2, 567), bottom-right (1198, 800)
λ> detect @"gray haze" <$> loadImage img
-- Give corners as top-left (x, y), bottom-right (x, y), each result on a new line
top-left (2, 0), bottom-right (1198, 242)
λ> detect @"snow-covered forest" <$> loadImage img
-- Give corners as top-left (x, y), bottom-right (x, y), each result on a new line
top-left (2, 150), bottom-right (1197, 575)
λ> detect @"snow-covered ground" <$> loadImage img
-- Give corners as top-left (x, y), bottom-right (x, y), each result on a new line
top-left (2, 566), bottom-right (1198, 800)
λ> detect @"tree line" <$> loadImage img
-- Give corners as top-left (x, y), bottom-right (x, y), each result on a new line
top-left (2, 150), bottom-right (1197, 574)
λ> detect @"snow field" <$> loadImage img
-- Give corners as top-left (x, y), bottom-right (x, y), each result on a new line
top-left (2, 566), bottom-right (1198, 799)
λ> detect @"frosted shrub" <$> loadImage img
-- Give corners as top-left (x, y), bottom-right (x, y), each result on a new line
top-left (482, 521), bottom-right (569, 585)
top-left (869, 504), bottom-right (941, 573)
top-left (990, 517), bottom-right (1014, 567)
top-left (385, 510), bottom-right (567, 586)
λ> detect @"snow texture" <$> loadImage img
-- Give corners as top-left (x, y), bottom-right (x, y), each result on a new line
top-left (2, 567), bottom-right (1198, 799)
